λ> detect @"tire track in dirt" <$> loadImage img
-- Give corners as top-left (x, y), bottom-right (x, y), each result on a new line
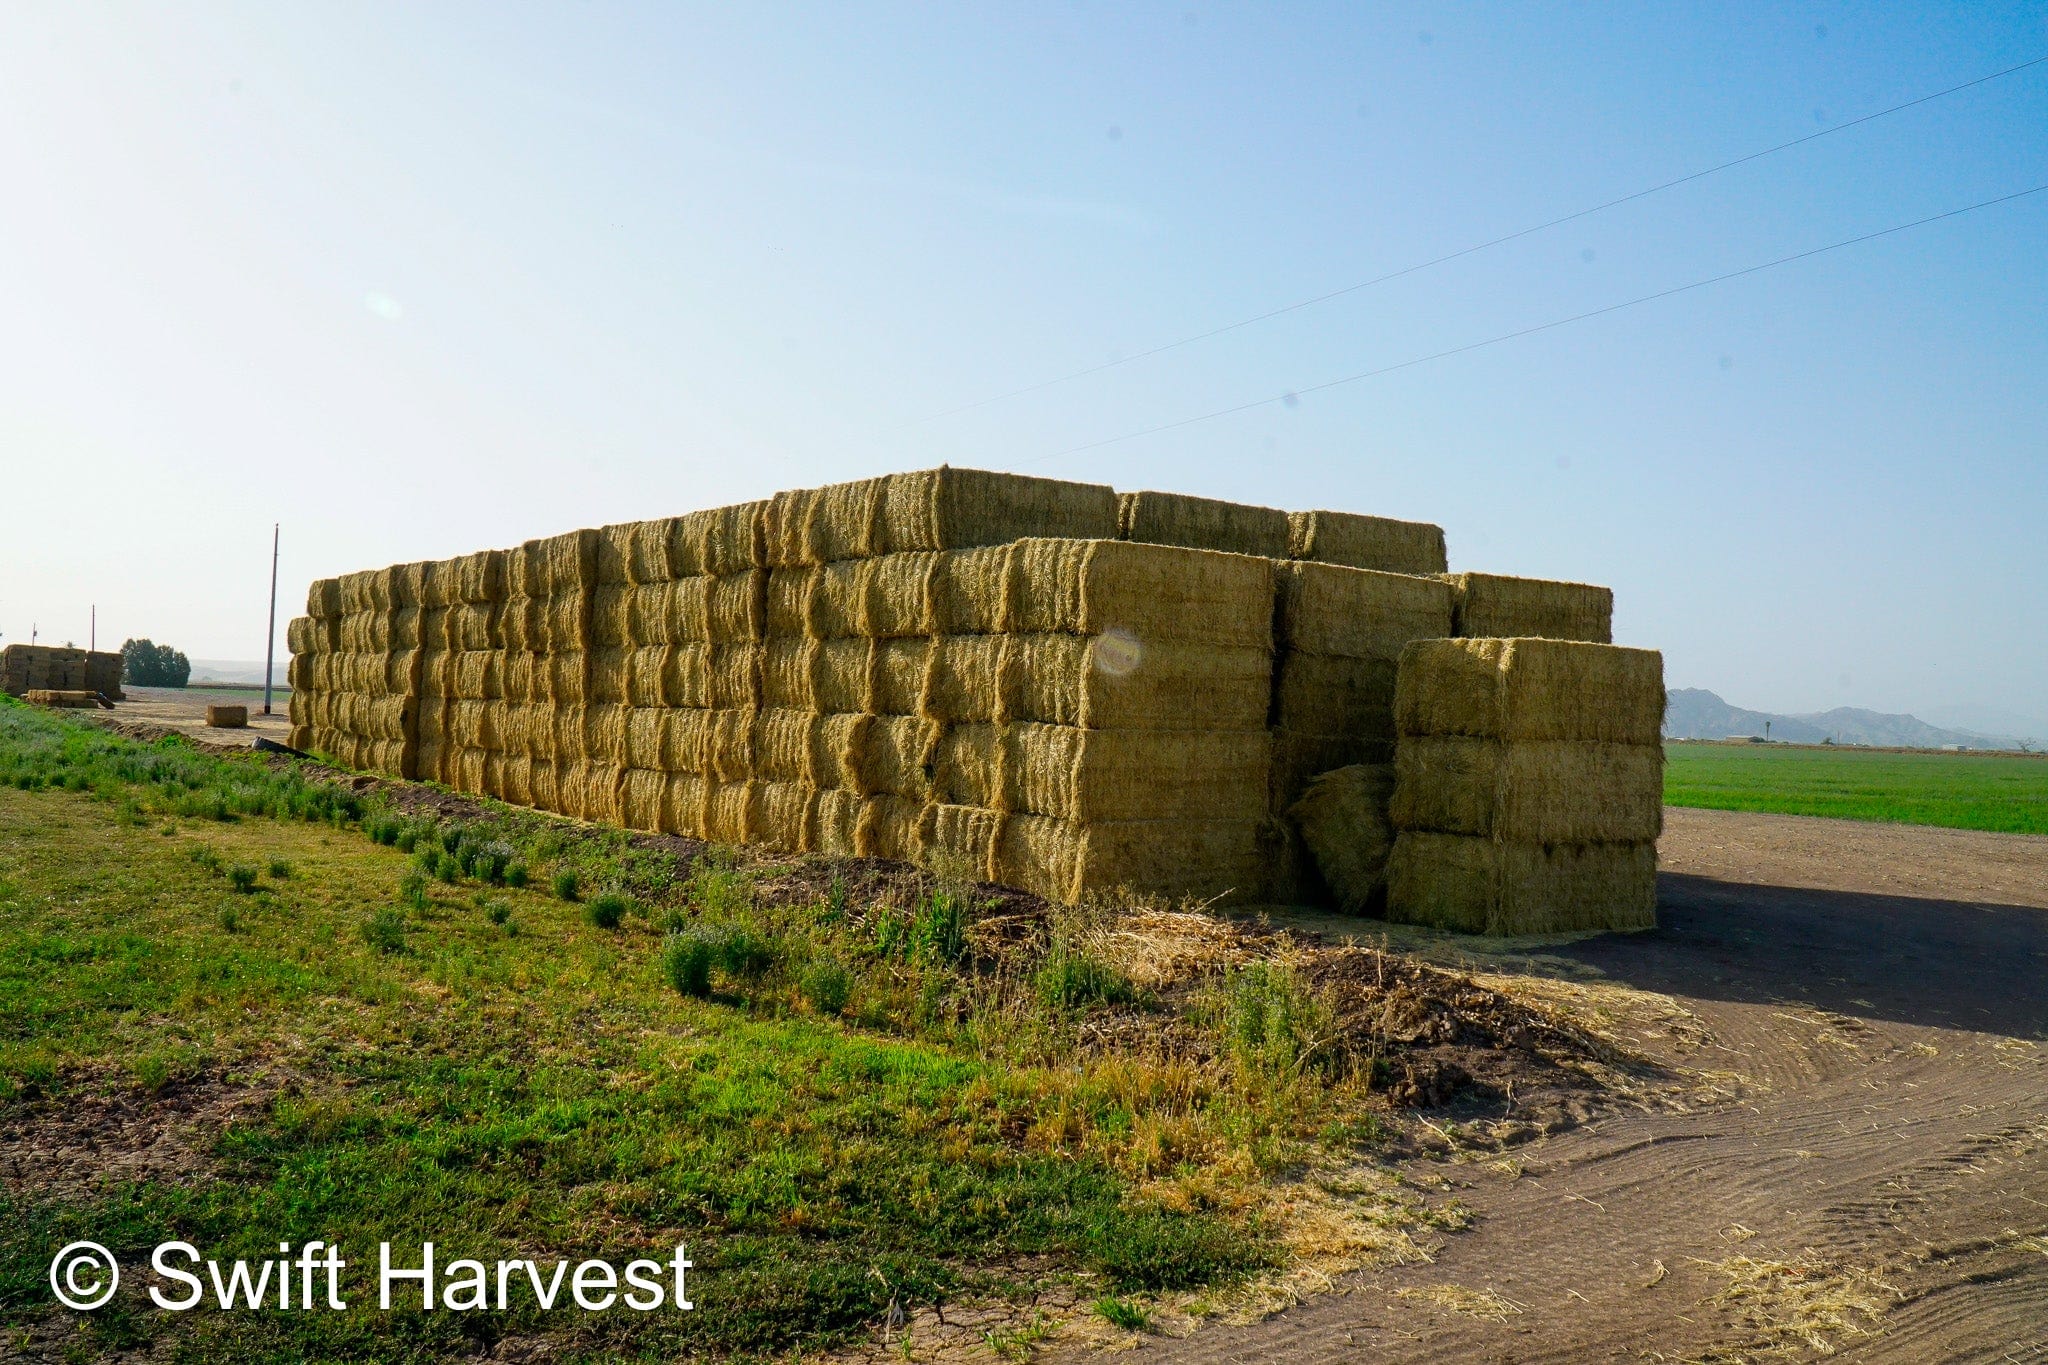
top-left (1128, 809), bottom-right (2048, 1364)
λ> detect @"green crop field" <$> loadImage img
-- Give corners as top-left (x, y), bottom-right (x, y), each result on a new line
top-left (0, 697), bottom-right (1469, 1361)
top-left (1664, 742), bottom-right (2048, 835)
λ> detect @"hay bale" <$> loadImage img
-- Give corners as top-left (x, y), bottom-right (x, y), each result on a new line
top-left (926, 723), bottom-right (1271, 823)
top-left (1384, 833), bottom-right (1657, 935)
top-left (1288, 510), bottom-right (1448, 576)
top-left (1288, 764), bottom-right (1397, 913)
top-left (921, 634), bottom-right (1273, 732)
top-left (706, 571), bottom-right (768, 644)
top-left (670, 501), bottom-right (768, 578)
top-left (997, 815), bottom-right (1266, 905)
top-left (28, 689), bottom-right (97, 709)
top-left (1394, 638), bottom-right (1664, 745)
top-left (1447, 572), bottom-right (1612, 643)
top-left (1276, 562), bottom-right (1455, 658)
top-left (1390, 737), bottom-right (1664, 844)
top-left (596, 520), bottom-right (679, 586)
top-left (308, 578), bottom-right (344, 619)
top-left (202, 702), bottom-right (249, 728)
top-left (1117, 490), bottom-right (1292, 559)
top-left (876, 467), bottom-right (1118, 558)
top-left (934, 539), bottom-right (1275, 648)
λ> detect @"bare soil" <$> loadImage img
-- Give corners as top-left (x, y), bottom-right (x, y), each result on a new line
top-left (101, 685), bottom-right (294, 749)
top-left (1123, 807), bottom-right (2048, 1364)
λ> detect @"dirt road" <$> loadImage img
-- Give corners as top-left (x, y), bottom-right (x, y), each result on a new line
top-left (1142, 807), bottom-right (2048, 1363)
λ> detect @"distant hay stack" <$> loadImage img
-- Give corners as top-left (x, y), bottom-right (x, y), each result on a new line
top-left (3, 645), bottom-right (121, 700)
top-left (1385, 638), bottom-right (1663, 934)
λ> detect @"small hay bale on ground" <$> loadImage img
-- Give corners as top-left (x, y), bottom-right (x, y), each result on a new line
top-left (205, 704), bottom-right (250, 728)
top-left (28, 689), bottom-right (97, 709)
top-left (1289, 763), bottom-right (1397, 913)
top-left (1117, 489), bottom-right (1291, 559)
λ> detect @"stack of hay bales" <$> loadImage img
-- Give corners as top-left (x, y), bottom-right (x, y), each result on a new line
top-left (1265, 564), bottom-right (1454, 899)
top-left (287, 566), bottom-right (420, 776)
top-left (1383, 638), bottom-right (1664, 934)
top-left (2, 645), bottom-right (123, 700)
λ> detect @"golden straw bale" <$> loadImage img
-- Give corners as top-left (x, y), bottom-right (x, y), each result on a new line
top-left (1288, 764), bottom-right (1397, 914)
top-left (1385, 833), bottom-right (1657, 935)
top-left (755, 780), bottom-right (813, 851)
top-left (497, 755), bottom-right (533, 807)
top-left (545, 652), bottom-right (590, 706)
top-left (543, 592), bottom-right (591, 654)
top-left (1276, 562), bottom-right (1455, 658)
top-left (1447, 572), bottom-right (1613, 643)
top-left (763, 478), bottom-right (884, 567)
top-left (308, 578), bottom-right (343, 620)
top-left (335, 569), bottom-right (379, 615)
top-left (587, 648), bottom-right (631, 705)
top-left (447, 747), bottom-right (486, 797)
top-left (660, 708), bottom-right (712, 772)
top-left (663, 772), bottom-right (710, 836)
top-left (584, 703), bottom-right (631, 765)
top-left (1117, 490), bottom-right (1291, 559)
top-left (929, 723), bottom-right (1271, 822)
top-left (1391, 737), bottom-right (1664, 844)
top-left (857, 794), bottom-right (928, 862)
top-left (501, 653), bottom-right (541, 703)
top-left (1270, 731), bottom-right (1396, 812)
top-left (921, 634), bottom-right (1272, 732)
top-left (662, 645), bottom-right (712, 709)
top-left (527, 761), bottom-right (560, 814)
top-left (874, 467), bottom-right (1119, 556)
top-left (622, 769), bottom-right (667, 832)
top-left (1288, 510), bottom-right (1448, 576)
top-left (925, 803), bottom-right (1005, 879)
top-left (933, 539), bottom-right (1274, 648)
top-left (705, 708), bottom-right (757, 781)
top-left (597, 520), bottom-right (680, 586)
top-left (706, 571), bottom-right (768, 644)
top-left (996, 815), bottom-right (1266, 906)
top-left (622, 646), bottom-right (666, 707)
top-left (289, 724), bottom-right (314, 751)
top-left (703, 780), bottom-right (759, 845)
top-left (1394, 638), bottom-right (1665, 745)
top-left (813, 789), bottom-right (862, 856)
top-left (708, 644), bottom-right (763, 709)
top-left (451, 549), bottom-right (505, 604)
top-left (286, 616), bottom-right (317, 656)
top-left (442, 604), bottom-right (497, 652)
top-left (670, 501), bottom-right (768, 578)
top-left (454, 651), bottom-right (499, 701)
top-left (627, 579), bottom-right (709, 645)
top-left (590, 587), bottom-right (633, 648)
top-left (1273, 653), bottom-right (1397, 741)
top-left (497, 600), bottom-right (541, 652)
top-left (387, 562), bottom-right (427, 609)
top-left (852, 714), bottom-right (940, 799)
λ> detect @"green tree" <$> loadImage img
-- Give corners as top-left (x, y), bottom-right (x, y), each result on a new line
top-left (120, 638), bottom-right (191, 687)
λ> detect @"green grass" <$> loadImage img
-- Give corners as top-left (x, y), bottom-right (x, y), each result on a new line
top-left (1664, 742), bottom-right (2048, 835)
top-left (0, 698), bottom-right (1405, 1360)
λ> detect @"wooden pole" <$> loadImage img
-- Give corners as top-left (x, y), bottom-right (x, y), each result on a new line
top-left (263, 524), bottom-right (279, 716)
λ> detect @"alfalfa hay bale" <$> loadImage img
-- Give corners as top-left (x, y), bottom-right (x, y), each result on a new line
top-left (1275, 562), bottom-right (1454, 659)
top-left (1288, 510), bottom-right (1448, 576)
top-left (874, 467), bottom-right (1119, 557)
top-left (997, 815), bottom-right (1266, 906)
top-left (1447, 572), bottom-right (1612, 643)
top-left (1390, 737), bottom-right (1663, 844)
top-left (1385, 833), bottom-right (1657, 935)
top-left (1394, 638), bottom-right (1664, 745)
top-left (1288, 763), bottom-right (1397, 913)
top-left (933, 539), bottom-right (1275, 648)
top-left (1117, 490), bottom-right (1291, 559)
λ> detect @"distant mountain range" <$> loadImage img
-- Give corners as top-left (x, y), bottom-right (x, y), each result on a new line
top-left (1665, 689), bottom-right (2039, 752)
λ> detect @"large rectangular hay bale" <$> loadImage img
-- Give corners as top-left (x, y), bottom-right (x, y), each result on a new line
top-left (997, 814), bottom-right (1266, 905)
top-left (1385, 832), bottom-right (1657, 935)
top-left (863, 467), bottom-right (1119, 561)
top-left (1395, 638), bottom-right (1664, 745)
top-left (1276, 562), bottom-right (1455, 659)
top-left (1448, 572), bottom-right (1612, 643)
top-left (922, 634), bottom-right (1273, 732)
top-left (1390, 737), bottom-right (1664, 844)
top-left (934, 539), bottom-right (1275, 649)
top-left (670, 501), bottom-right (768, 578)
top-left (1118, 490), bottom-right (1292, 559)
top-left (1288, 510), bottom-right (1448, 576)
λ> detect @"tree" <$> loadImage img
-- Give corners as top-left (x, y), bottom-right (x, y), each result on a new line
top-left (120, 638), bottom-right (191, 688)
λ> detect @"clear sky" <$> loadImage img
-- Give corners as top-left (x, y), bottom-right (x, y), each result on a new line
top-left (3, 3), bottom-right (2044, 729)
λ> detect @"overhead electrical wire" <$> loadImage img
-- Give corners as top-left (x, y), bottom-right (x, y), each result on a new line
top-left (1029, 180), bottom-right (2048, 462)
top-left (912, 53), bottom-right (2047, 426)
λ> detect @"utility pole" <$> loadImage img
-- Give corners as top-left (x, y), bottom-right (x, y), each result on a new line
top-left (263, 523), bottom-right (280, 716)
top-left (90, 605), bottom-right (95, 652)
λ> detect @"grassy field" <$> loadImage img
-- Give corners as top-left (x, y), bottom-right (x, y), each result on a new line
top-left (0, 699), bottom-right (1467, 1362)
top-left (1664, 742), bottom-right (2048, 835)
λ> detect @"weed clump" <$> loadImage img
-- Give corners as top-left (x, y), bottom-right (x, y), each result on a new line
top-left (585, 891), bottom-right (632, 930)
top-left (362, 908), bottom-right (407, 955)
top-left (551, 869), bottom-right (580, 902)
top-left (227, 864), bottom-right (259, 894)
top-left (799, 954), bottom-right (853, 1016)
top-left (661, 930), bottom-right (715, 999)
top-left (267, 858), bottom-right (292, 879)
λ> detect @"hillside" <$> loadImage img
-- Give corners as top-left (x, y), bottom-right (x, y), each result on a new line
top-left (1664, 688), bottom-right (2033, 751)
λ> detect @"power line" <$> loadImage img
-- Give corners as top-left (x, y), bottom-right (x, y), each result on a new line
top-left (1032, 180), bottom-right (2048, 461)
top-left (914, 53), bottom-right (2048, 426)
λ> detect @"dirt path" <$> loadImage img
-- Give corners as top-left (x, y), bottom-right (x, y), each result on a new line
top-left (1134, 808), bottom-right (2048, 1363)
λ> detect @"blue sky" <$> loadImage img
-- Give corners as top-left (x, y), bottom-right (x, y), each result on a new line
top-left (3, 3), bottom-right (2044, 730)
